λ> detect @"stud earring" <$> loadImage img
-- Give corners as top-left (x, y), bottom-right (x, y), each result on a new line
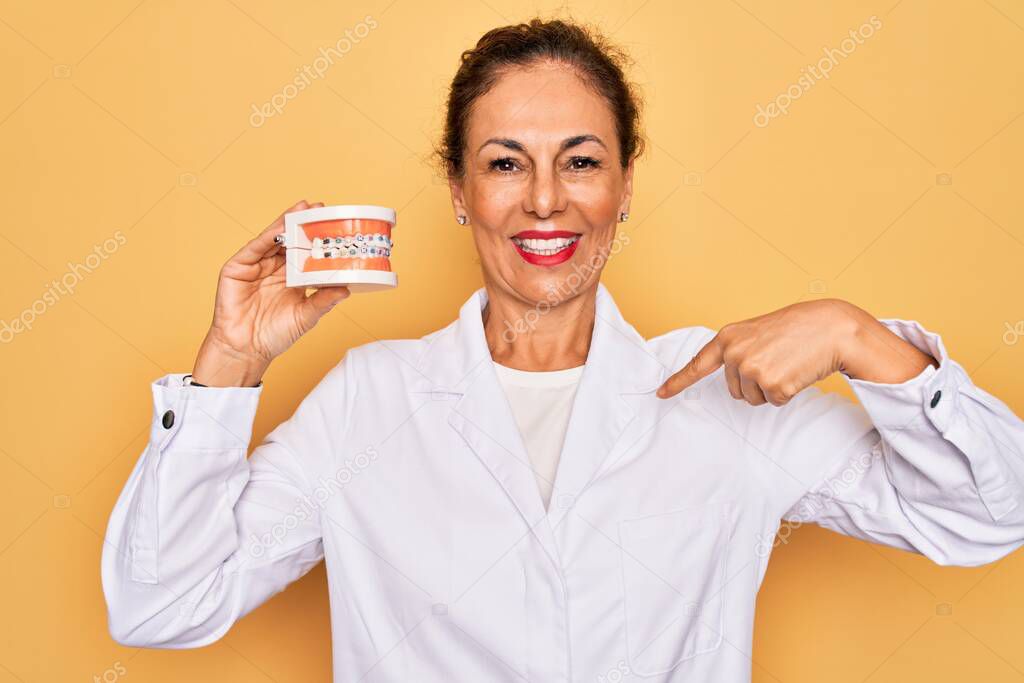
top-left (619, 211), bottom-right (629, 223)
top-left (457, 215), bottom-right (467, 225)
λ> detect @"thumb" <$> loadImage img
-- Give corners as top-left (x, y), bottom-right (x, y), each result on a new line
top-left (657, 336), bottom-right (724, 399)
top-left (299, 286), bottom-right (351, 328)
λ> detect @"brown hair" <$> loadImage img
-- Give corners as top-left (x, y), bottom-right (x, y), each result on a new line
top-left (435, 17), bottom-right (645, 179)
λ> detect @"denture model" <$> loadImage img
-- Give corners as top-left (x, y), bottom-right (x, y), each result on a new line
top-left (279, 204), bottom-right (397, 291)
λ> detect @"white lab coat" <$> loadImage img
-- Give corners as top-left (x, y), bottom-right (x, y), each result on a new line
top-left (101, 283), bottom-right (1024, 682)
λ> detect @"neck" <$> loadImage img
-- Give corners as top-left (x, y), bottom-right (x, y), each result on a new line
top-left (482, 284), bottom-right (597, 372)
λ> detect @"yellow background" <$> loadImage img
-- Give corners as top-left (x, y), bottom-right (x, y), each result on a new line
top-left (1, 0), bottom-right (1023, 680)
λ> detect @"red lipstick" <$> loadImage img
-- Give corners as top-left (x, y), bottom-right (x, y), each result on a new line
top-left (510, 230), bottom-right (581, 266)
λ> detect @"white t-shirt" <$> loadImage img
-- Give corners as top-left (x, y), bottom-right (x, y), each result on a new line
top-left (492, 362), bottom-right (584, 510)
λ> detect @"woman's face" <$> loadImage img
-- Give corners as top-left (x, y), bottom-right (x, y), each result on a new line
top-left (450, 60), bottom-right (634, 308)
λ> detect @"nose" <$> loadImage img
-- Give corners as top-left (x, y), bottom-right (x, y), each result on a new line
top-left (523, 163), bottom-right (567, 219)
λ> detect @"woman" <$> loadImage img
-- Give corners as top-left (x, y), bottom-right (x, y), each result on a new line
top-left (101, 18), bottom-right (1024, 682)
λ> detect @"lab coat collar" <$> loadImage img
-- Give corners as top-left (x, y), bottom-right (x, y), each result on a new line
top-left (410, 282), bottom-right (670, 555)
top-left (410, 282), bottom-right (666, 396)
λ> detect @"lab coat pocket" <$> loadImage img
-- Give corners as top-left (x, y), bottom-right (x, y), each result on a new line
top-left (618, 502), bottom-right (733, 676)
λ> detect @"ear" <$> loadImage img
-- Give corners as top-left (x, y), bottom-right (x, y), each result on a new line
top-left (619, 157), bottom-right (635, 216)
top-left (448, 175), bottom-right (468, 224)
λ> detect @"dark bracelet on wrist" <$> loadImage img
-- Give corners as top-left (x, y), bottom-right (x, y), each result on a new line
top-left (183, 374), bottom-right (262, 388)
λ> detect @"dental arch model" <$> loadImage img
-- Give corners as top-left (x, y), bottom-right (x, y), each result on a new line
top-left (280, 204), bottom-right (397, 291)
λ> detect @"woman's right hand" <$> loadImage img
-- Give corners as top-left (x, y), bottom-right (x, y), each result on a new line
top-left (191, 200), bottom-right (352, 387)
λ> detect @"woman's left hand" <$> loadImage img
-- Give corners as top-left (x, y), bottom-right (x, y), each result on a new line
top-left (656, 298), bottom-right (936, 406)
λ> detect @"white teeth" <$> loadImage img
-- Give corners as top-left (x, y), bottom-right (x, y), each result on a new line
top-left (513, 234), bottom-right (579, 255)
top-left (309, 234), bottom-right (392, 258)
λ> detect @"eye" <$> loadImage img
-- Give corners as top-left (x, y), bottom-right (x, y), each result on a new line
top-left (488, 157), bottom-right (520, 174)
top-left (567, 156), bottom-right (601, 171)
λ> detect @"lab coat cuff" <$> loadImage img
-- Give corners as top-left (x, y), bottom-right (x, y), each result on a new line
top-left (842, 321), bottom-right (1023, 522)
top-left (150, 373), bottom-right (262, 451)
top-left (842, 318), bottom-right (961, 435)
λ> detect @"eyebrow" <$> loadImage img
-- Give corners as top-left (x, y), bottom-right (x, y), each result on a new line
top-left (477, 134), bottom-right (607, 154)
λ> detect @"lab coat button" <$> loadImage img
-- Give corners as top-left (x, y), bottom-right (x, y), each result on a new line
top-left (162, 410), bottom-right (175, 429)
top-left (930, 390), bottom-right (942, 408)
top-left (556, 493), bottom-right (575, 509)
top-left (431, 602), bottom-right (448, 616)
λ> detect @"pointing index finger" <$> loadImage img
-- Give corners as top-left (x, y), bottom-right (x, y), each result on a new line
top-left (656, 334), bottom-right (724, 399)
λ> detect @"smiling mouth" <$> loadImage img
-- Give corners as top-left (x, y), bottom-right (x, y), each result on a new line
top-left (510, 230), bottom-right (581, 265)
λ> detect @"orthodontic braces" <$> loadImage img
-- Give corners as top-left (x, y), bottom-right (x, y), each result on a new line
top-left (280, 204), bottom-right (398, 291)
top-left (312, 234), bottom-right (392, 258)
